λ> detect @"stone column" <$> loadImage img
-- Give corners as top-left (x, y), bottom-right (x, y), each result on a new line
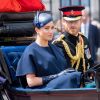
top-left (91, 0), bottom-right (99, 20)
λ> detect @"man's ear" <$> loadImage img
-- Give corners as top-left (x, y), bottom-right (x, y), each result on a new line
top-left (80, 18), bottom-right (83, 23)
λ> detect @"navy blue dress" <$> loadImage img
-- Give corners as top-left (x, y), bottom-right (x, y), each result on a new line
top-left (16, 42), bottom-right (81, 89)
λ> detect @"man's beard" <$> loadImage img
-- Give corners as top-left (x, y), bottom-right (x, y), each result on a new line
top-left (69, 29), bottom-right (78, 36)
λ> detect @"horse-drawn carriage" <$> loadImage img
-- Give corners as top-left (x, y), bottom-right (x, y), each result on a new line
top-left (0, 44), bottom-right (100, 100)
top-left (0, 2), bottom-right (100, 100)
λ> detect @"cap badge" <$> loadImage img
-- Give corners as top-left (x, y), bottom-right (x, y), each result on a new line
top-left (71, 10), bottom-right (74, 15)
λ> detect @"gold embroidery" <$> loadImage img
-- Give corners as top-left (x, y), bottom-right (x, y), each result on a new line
top-left (53, 33), bottom-right (86, 72)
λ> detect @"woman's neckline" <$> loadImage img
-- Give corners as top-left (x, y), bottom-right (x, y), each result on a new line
top-left (35, 42), bottom-right (49, 48)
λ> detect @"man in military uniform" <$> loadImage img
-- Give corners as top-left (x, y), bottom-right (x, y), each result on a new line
top-left (53, 6), bottom-right (94, 74)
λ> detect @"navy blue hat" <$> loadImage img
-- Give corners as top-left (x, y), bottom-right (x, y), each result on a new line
top-left (33, 11), bottom-right (53, 28)
top-left (59, 6), bottom-right (85, 21)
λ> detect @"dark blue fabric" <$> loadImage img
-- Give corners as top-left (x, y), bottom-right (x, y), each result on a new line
top-left (29, 71), bottom-right (81, 89)
top-left (0, 76), bottom-right (6, 85)
top-left (88, 24), bottom-right (99, 62)
top-left (44, 71), bottom-right (82, 89)
top-left (16, 42), bottom-right (67, 77)
top-left (1, 46), bottom-right (26, 81)
top-left (16, 42), bottom-right (82, 89)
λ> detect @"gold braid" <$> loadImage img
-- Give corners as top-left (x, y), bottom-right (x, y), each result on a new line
top-left (53, 33), bottom-right (86, 72)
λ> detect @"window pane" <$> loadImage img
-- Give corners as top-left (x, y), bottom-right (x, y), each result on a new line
top-left (71, 0), bottom-right (79, 5)
top-left (81, 0), bottom-right (90, 6)
top-left (61, 0), bottom-right (70, 7)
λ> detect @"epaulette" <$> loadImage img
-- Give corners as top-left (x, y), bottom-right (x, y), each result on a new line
top-left (52, 34), bottom-right (65, 44)
top-left (79, 32), bottom-right (84, 36)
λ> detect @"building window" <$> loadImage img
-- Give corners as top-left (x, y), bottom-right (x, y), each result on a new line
top-left (71, 0), bottom-right (80, 5)
top-left (60, 0), bottom-right (70, 7)
top-left (81, 0), bottom-right (90, 6)
top-left (60, 0), bottom-right (90, 7)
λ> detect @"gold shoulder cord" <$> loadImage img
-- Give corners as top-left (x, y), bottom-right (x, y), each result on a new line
top-left (53, 33), bottom-right (86, 72)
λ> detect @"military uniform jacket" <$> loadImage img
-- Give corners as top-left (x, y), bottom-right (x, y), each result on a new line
top-left (53, 32), bottom-right (94, 72)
